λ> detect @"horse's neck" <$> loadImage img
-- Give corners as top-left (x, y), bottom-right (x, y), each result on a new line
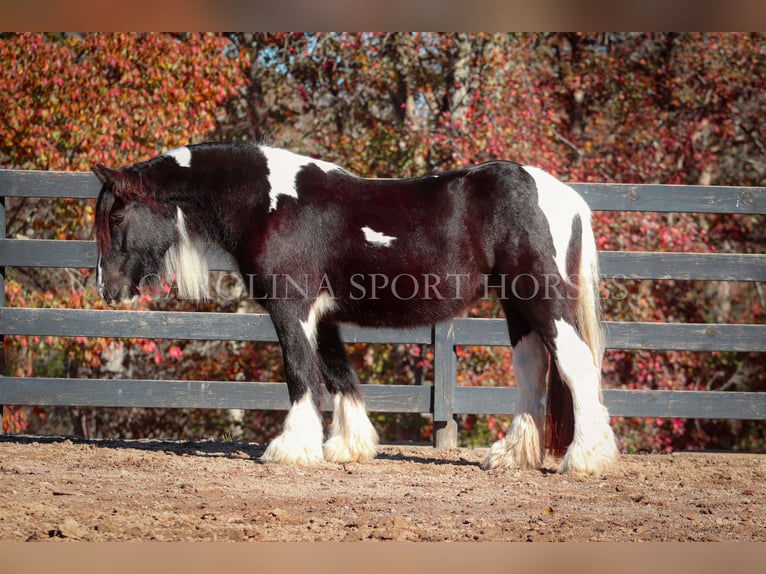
top-left (178, 173), bottom-right (261, 236)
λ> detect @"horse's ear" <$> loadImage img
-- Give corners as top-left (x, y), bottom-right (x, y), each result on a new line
top-left (91, 164), bottom-right (122, 184)
top-left (92, 164), bottom-right (139, 200)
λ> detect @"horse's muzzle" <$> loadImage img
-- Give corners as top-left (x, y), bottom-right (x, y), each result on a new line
top-left (101, 276), bottom-right (139, 307)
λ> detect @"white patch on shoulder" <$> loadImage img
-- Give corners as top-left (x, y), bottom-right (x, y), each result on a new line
top-left (299, 292), bottom-right (338, 348)
top-left (522, 165), bottom-right (590, 283)
top-left (361, 226), bottom-right (396, 247)
top-left (162, 207), bottom-right (210, 300)
top-left (164, 146), bottom-right (192, 168)
top-left (261, 146), bottom-right (343, 212)
top-left (261, 390), bottom-right (325, 465)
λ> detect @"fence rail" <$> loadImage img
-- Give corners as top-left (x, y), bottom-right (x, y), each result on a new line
top-left (2, 169), bottom-right (765, 447)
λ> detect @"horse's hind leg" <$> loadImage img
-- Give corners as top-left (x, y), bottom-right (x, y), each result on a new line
top-left (550, 318), bottom-right (618, 474)
top-left (316, 322), bottom-right (379, 463)
top-left (482, 322), bottom-right (548, 471)
top-left (481, 287), bottom-right (617, 473)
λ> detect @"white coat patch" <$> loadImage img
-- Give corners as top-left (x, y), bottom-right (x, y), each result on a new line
top-left (361, 226), bottom-right (396, 247)
top-left (299, 292), bottom-right (338, 348)
top-left (522, 165), bottom-right (590, 283)
top-left (261, 146), bottom-right (343, 212)
top-left (164, 146), bottom-right (192, 168)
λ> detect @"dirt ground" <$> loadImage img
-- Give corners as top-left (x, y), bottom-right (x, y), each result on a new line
top-left (0, 435), bottom-right (763, 542)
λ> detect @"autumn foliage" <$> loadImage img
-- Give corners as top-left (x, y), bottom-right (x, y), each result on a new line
top-left (1, 33), bottom-right (764, 451)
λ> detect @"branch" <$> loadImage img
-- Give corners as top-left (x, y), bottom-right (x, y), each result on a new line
top-left (549, 127), bottom-right (583, 157)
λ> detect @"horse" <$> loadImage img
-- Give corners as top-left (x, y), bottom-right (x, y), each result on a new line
top-left (92, 141), bottom-right (618, 474)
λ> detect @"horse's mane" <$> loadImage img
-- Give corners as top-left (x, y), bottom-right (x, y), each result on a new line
top-left (93, 165), bottom-right (151, 258)
top-left (95, 187), bottom-right (117, 257)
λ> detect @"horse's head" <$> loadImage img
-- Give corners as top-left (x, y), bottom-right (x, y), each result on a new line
top-left (92, 163), bottom-right (177, 305)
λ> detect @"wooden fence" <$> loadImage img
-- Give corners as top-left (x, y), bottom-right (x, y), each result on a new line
top-left (1, 169), bottom-right (765, 447)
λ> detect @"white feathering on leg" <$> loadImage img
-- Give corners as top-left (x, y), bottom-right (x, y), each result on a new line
top-left (261, 390), bottom-right (325, 465)
top-left (554, 320), bottom-right (618, 474)
top-left (483, 331), bottom-right (548, 470)
top-left (323, 394), bottom-right (379, 463)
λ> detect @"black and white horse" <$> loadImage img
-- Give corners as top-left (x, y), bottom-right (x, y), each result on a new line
top-left (93, 141), bottom-right (618, 474)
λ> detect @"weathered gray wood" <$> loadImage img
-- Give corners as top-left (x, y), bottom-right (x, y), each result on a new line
top-left (1, 307), bottom-right (279, 341)
top-left (452, 387), bottom-right (766, 419)
top-left (433, 321), bottom-right (459, 448)
top-left (602, 389), bottom-right (766, 419)
top-left (361, 384), bottom-right (433, 413)
top-left (0, 307), bottom-right (433, 345)
top-left (3, 308), bottom-right (763, 352)
top-left (571, 182), bottom-right (766, 214)
top-left (454, 386), bottom-right (517, 414)
top-left (603, 321), bottom-right (766, 352)
top-left (451, 318), bottom-right (766, 352)
top-left (5, 239), bottom-right (765, 283)
top-left (598, 251), bottom-right (766, 281)
top-left (338, 324), bottom-right (432, 345)
top-left (0, 239), bottom-right (236, 271)
top-left (3, 377), bottom-right (762, 420)
top-left (3, 170), bottom-right (766, 214)
top-left (0, 170), bottom-right (100, 198)
top-left (0, 239), bottom-right (99, 268)
top-left (0, 239), bottom-right (238, 270)
top-left (1, 193), bottom-right (5, 395)
top-left (0, 377), bottom-right (433, 413)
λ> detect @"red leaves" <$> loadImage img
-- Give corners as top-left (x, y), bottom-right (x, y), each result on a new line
top-left (0, 33), bottom-right (248, 172)
top-left (167, 345), bottom-right (183, 361)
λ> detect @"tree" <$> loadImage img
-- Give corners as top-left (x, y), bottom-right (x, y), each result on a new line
top-left (1, 32), bottom-right (250, 435)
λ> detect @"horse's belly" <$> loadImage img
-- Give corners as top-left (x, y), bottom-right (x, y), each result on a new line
top-left (333, 271), bottom-right (485, 328)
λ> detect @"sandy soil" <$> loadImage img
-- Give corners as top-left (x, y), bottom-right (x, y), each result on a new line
top-left (0, 435), bottom-right (763, 542)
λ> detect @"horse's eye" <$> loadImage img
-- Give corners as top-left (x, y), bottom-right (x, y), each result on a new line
top-left (110, 213), bottom-right (125, 225)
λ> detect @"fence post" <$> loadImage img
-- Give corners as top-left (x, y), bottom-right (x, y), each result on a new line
top-left (1, 167), bottom-right (6, 430)
top-left (432, 320), bottom-right (457, 448)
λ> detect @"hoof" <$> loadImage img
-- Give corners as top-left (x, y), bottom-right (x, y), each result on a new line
top-left (481, 413), bottom-right (543, 470)
top-left (558, 421), bottom-right (619, 475)
top-left (261, 433), bottom-right (324, 466)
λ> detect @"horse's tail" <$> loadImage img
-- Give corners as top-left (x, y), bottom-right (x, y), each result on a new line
top-left (547, 361), bottom-right (574, 457)
top-left (547, 205), bottom-right (604, 457)
top-left (573, 208), bottom-right (604, 373)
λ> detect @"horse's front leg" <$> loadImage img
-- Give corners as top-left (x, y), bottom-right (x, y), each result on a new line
top-left (261, 301), bottom-right (330, 465)
top-left (315, 322), bottom-right (379, 463)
